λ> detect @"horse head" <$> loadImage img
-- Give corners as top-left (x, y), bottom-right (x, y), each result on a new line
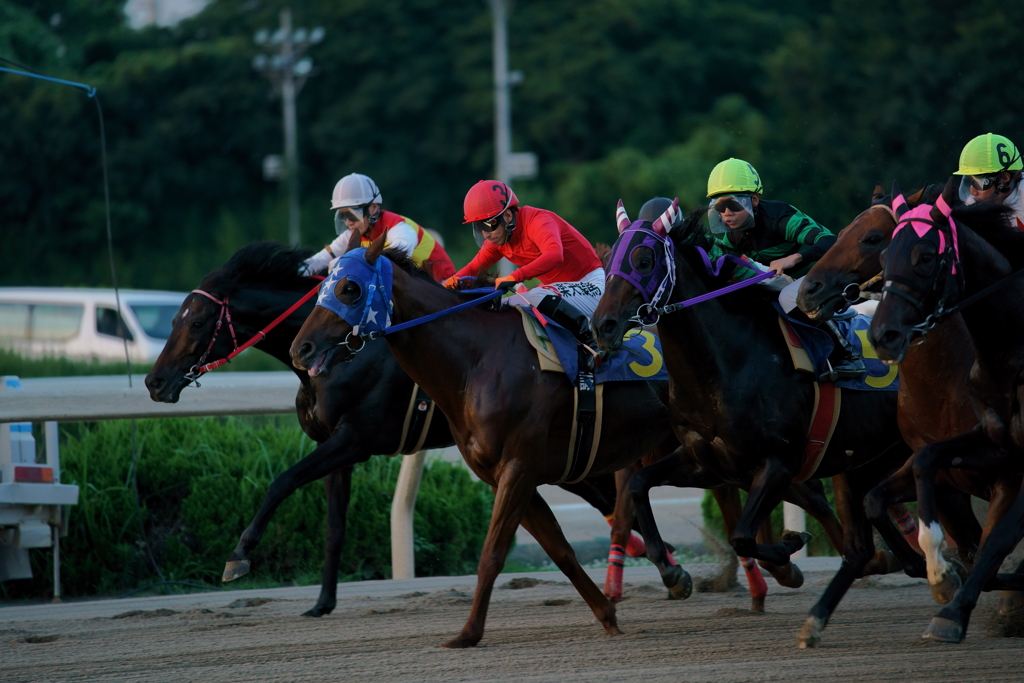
top-left (146, 241), bottom-right (315, 402)
top-left (869, 177), bottom-right (962, 363)
top-left (593, 197), bottom-right (682, 355)
top-left (291, 233), bottom-right (390, 375)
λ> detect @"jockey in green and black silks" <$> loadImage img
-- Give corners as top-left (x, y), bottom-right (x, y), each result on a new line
top-left (690, 158), bottom-right (864, 381)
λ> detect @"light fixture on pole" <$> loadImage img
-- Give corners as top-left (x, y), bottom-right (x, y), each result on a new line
top-left (253, 9), bottom-right (324, 246)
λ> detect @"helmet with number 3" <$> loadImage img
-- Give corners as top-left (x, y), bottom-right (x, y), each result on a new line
top-left (954, 133), bottom-right (1023, 176)
top-left (463, 180), bottom-right (519, 223)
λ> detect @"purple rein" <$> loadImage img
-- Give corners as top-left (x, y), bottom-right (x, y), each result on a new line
top-left (610, 198), bottom-right (776, 325)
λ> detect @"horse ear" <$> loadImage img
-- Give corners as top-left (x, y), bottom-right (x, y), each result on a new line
top-left (932, 176), bottom-right (957, 219)
top-left (906, 186), bottom-right (925, 207)
top-left (871, 181), bottom-right (885, 203)
top-left (344, 229), bottom-right (362, 254)
top-left (651, 198), bottom-right (680, 236)
top-left (616, 200), bottom-right (631, 234)
top-left (365, 232), bottom-right (386, 264)
top-left (891, 180), bottom-right (910, 218)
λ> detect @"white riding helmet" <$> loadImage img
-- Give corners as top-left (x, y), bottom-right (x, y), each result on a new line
top-left (330, 173), bottom-right (382, 210)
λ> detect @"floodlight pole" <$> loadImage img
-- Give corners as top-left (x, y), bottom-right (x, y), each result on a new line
top-left (280, 9), bottom-right (301, 247)
top-left (490, 0), bottom-right (512, 187)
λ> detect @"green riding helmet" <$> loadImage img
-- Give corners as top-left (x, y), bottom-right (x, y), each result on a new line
top-left (706, 158), bottom-right (763, 198)
top-left (954, 134), bottom-right (1022, 202)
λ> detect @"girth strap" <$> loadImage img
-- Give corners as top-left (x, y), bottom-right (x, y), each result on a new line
top-left (557, 368), bottom-right (604, 485)
top-left (388, 383), bottom-right (437, 456)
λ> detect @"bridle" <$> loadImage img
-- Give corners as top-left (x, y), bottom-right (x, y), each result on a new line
top-left (183, 278), bottom-right (324, 385)
top-left (841, 203), bottom-right (897, 304)
top-left (879, 194), bottom-right (963, 344)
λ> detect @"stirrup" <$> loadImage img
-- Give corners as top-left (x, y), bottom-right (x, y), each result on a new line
top-left (818, 358), bottom-right (865, 383)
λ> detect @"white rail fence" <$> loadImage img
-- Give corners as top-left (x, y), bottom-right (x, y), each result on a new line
top-left (0, 372), bottom-right (426, 597)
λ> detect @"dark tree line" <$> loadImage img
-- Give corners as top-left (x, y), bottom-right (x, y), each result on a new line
top-left (1, 0), bottom-right (1020, 289)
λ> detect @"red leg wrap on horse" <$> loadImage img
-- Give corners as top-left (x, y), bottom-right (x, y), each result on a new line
top-left (604, 544), bottom-right (625, 600)
top-left (892, 507), bottom-right (922, 554)
top-left (665, 550), bottom-right (678, 566)
top-left (741, 556), bottom-right (768, 598)
top-left (625, 531), bottom-right (647, 558)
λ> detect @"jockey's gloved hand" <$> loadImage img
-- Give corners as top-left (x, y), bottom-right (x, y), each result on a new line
top-left (443, 275), bottom-right (461, 289)
top-left (494, 275), bottom-right (517, 291)
top-left (299, 250), bottom-right (332, 277)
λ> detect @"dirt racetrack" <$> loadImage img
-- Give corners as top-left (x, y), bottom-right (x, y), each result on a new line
top-left (2, 563), bottom-right (1022, 682)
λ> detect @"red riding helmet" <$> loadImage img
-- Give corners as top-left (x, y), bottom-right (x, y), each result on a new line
top-left (463, 180), bottom-right (519, 223)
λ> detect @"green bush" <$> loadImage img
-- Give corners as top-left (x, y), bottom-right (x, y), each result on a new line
top-left (701, 481), bottom-right (838, 557)
top-left (1, 417), bottom-right (493, 600)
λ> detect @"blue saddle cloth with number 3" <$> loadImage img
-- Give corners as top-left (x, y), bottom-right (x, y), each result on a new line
top-left (522, 307), bottom-right (668, 384)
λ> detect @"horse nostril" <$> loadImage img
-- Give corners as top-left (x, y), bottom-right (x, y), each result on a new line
top-left (877, 329), bottom-right (902, 348)
top-left (298, 341), bottom-right (315, 359)
top-left (147, 376), bottom-right (165, 391)
top-left (804, 280), bottom-right (823, 295)
top-left (599, 319), bottom-right (618, 337)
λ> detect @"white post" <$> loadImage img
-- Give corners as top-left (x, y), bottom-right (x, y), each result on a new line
top-left (45, 421), bottom-right (59, 482)
top-left (390, 451), bottom-right (426, 579)
top-left (784, 502), bottom-right (808, 560)
top-left (52, 525), bottom-right (61, 603)
top-left (280, 7), bottom-right (301, 247)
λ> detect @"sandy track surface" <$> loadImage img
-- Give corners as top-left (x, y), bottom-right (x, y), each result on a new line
top-left (2, 565), bottom-right (1022, 682)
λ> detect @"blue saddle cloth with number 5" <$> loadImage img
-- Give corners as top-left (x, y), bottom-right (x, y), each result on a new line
top-left (521, 307), bottom-right (668, 384)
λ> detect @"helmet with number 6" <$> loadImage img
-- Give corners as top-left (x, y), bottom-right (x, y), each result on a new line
top-left (954, 133), bottom-right (1023, 176)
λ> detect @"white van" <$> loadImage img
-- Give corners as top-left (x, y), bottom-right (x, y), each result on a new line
top-left (0, 288), bottom-right (188, 363)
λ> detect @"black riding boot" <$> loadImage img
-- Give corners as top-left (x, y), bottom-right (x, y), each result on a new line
top-left (536, 295), bottom-right (597, 372)
top-left (820, 319), bottom-right (866, 382)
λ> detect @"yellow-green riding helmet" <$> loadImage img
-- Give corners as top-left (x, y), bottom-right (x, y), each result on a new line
top-left (707, 158), bottom-right (763, 197)
top-left (954, 133), bottom-right (1023, 176)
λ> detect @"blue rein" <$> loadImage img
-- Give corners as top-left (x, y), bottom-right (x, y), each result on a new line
top-left (361, 287), bottom-right (505, 341)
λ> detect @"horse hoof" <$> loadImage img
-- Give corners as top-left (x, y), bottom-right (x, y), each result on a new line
top-left (997, 591), bottom-right (1024, 616)
top-left (929, 570), bottom-right (962, 606)
top-left (750, 596), bottom-right (765, 613)
top-left (301, 602), bottom-right (335, 618)
top-left (781, 529), bottom-right (813, 551)
top-left (780, 563), bottom-right (804, 589)
top-left (921, 616), bottom-right (964, 643)
top-left (441, 635), bottom-right (480, 649)
top-left (663, 565), bottom-right (693, 600)
top-left (797, 615), bottom-right (824, 648)
top-left (222, 559), bottom-right (251, 582)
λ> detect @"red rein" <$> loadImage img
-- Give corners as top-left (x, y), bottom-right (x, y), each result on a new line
top-left (188, 278), bottom-right (324, 378)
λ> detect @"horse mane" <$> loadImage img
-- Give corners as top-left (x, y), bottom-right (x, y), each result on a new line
top-left (952, 203), bottom-right (1024, 269)
top-left (207, 241), bottom-right (314, 291)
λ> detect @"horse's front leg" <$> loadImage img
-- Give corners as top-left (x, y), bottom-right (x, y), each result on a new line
top-left (730, 458), bottom-right (808, 565)
top-left (915, 429), bottom-right (1006, 605)
top-left (712, 486), bottom-right (769, 611)
top-left (629, 443), bottom-right (719, 599)
top-left (223, 424), bottom-right (363, 582)
top-left (302, 466), bottom-right (353, 617)
top-left (603, 465), bottom-right (639, 602)
top-left (520, 490), bottom-right (621, 635)
top-left (442, 460), bottom-right (535, 649)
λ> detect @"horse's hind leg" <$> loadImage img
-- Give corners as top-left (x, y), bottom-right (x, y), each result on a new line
top-left (443, 463), bottom-right (536, 649)
top-left (520, 490), bottom-right (621, 636)
top-left (303, 466), bottom-right (352, 617)
top-left (864, 460), bottom-right (928, 578)
top-left (916, 430), bottom-right (1009, 605)
top-left (798, 470), bottom-right (886, 648)
top-left (713, 486), bottom-right (768, 611)
top-left (924, 484), bottom-right (1024, 643)
top-left (603, 466), bottom-right (638, 602)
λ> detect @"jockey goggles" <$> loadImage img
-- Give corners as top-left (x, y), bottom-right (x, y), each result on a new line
top-left (707, 194), bottom-right (755, 233)
top-left (958, 174), bottom-right (999, 203)
top-left (334, 206), bottom-right (365, 235)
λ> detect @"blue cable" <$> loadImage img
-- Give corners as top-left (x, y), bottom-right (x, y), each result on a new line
top-left (0, 65), bottom-right (96, 97)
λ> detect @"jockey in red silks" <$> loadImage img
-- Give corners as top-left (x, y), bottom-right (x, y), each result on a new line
top-left (300, 173), bottom-right (456, 282)
top-left (444, 180), bottom-right (604, 346)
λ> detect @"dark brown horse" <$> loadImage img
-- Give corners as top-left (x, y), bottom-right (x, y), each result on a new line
top-left (592, 202), bottom-right (918, 648)
top-left (289, 236), bottom-right (845, 646)
top-left (869, 178), bottom-right (1024, 642)
top-left (145, 242), bottom-right (637, 613)
top-left (799, 185), bottom-right (1024, 614)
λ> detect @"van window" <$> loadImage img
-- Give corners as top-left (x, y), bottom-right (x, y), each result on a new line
top-left (129, 304), bottom-right (179, 340)
top-left (0, 303), bottom-right (83, 341)
top-left (31, 304), bottom-right (84, 340)
top-left (96, 307), bottom-right (135, 342)
top-left (0, 303), bottom-right (30, 339)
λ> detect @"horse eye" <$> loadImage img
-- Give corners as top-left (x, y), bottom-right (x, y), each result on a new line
top-left (191, 320), bottom-right (203, 330)
top-left (864, 235), bottom-right (883, 246)
top-left (342, 283), bottom-right (359, 295)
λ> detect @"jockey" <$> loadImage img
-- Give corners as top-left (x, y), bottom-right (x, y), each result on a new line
top-left (694, 159), bottom-right (863, 380)
top-left (300, 173), bottom-right (456, 282)
top-left (953, 133), bottom-right (1024, 230)
top-left (444, 180), bottom-right (604, 347)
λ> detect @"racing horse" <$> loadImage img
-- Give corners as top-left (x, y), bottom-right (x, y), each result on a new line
top-left (869, 178), bottom-right (1024, 642)
top-left (798, 184), bottom-right (1024, 614)
top-left (290, 229), bottom-right (849, 647)
top-left (591, 200), bottom-right (918, 648)
top-left (145, 242), bottom-right (639, 614)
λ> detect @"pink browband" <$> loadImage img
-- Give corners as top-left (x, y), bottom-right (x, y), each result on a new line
top-left (891, 193), bottom-right (959, 274)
